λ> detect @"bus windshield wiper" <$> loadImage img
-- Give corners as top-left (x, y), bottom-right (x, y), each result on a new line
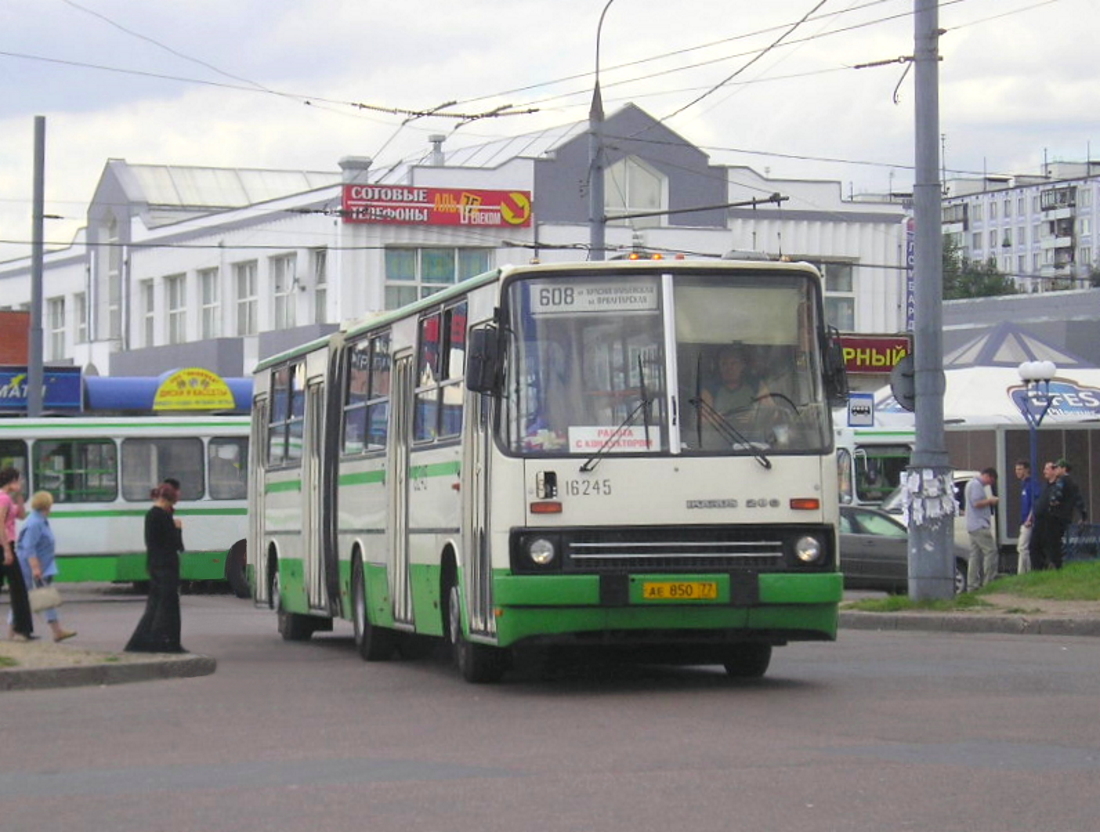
top-left (688, 395), bottom-right (772, 470)
top-left (580, 356), bottom-right (652, 473)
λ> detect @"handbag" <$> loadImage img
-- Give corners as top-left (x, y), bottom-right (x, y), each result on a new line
top-left (29, 582), bottom-right (63, 613)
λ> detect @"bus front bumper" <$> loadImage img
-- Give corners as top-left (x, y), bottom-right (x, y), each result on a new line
top-left (488, 571), bottom-right (842, 648)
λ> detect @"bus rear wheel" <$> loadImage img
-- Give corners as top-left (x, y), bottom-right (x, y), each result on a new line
top-left (352, 557), bottom-right (396, 661)
top-left (447, 582), bottom-right (506, 684)
top-left (722, 643), bottom-right (772, 678)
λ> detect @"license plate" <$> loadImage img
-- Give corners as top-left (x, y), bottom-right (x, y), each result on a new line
top-left (641, 581), bottom-right (718, 601)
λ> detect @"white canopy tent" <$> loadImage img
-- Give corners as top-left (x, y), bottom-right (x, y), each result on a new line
top-left (869, 322), bottom-right (1100, 428)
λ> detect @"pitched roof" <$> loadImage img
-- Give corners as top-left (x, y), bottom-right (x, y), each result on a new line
top-left (943, 320), bottom-right (1096, 369)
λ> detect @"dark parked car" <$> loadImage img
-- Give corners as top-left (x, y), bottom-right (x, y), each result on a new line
top-left (839, 504), bottom-right (969, 594)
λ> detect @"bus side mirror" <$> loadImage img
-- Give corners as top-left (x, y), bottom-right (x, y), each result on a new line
top-left (466, 326), bottom-right (502, 394)
top-left (824, 328), bottom-right (849, 408)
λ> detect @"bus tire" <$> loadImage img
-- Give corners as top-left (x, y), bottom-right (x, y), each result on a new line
top-left (954, 558), bottom-right (968, 596)
top-left (352, 556), bottom-right (396, 661)
top-left (722, 643), bottom-right (772, 678)
top-left (273, 569), bottom-right (313, 641)
top-left (447, 581), bottom-right (506, 684)
top-left (225, 541), bottom-right (250, 599)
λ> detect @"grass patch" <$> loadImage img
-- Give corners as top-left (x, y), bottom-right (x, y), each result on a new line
top-left (843, 559), bottom-right (1100, 613)
top-left (0, 656), bottom-right (17, 669)
top-left (977, 560), bottom-right (1100, 601)
top-left (845, 594), bottom-right (994, 613)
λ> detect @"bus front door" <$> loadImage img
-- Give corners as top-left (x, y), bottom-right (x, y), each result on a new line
top-left (388, 352), bottom-right (414, 627)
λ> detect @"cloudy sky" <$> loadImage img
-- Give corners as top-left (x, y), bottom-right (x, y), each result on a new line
top-left (2, 0), bottom-right (1098, 263)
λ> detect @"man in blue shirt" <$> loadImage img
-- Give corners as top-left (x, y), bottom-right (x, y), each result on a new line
top-left (1014, 460), bottom-right (1039, 574)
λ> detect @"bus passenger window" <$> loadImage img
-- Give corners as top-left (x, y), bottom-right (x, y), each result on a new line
top-left (209, 438), bottom-right (248, 500)
top-left (33, 439), bottom-right (118, 503)
top-left (121, 438), bottom-right (204, 501)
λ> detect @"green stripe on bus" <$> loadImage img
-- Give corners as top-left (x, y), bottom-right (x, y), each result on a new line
top-left (411, 460), bottom-right (461, 478)
top-left (266, 480), bottom-right (302, 494)
top-left (339, 470), bottom-right (386, 486)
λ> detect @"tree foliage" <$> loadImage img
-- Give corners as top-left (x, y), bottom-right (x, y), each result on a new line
top-left (942, 238), bottom-right (1017, 299)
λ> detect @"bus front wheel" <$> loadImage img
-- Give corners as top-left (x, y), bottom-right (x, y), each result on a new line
top-left (722, 643), bottom-right (772, 678)
top-left (447, 582), bottom-right (506, 684)
top-left (352, 557), bottom-right (396, 661)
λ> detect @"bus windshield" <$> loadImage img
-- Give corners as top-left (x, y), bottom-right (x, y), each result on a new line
top-left (501, 269), bottom-right (831, 456)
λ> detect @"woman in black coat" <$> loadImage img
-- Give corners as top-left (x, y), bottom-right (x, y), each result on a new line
top-left (125, 481), bottom-right (186, 653)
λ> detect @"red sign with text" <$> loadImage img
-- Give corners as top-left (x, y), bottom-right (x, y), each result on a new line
top-left (342, 184), bottom-right (532, 228)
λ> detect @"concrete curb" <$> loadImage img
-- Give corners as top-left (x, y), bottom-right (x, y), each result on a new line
top-left (840, 612), bottom-right (1100, 638)
top-left (0, 654), bottom-right (216, 692)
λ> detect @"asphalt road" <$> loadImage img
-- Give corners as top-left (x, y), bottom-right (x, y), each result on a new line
top-left (2, 588), bottom-right (1099, 832)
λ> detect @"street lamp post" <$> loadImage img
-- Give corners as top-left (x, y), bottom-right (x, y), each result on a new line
top-left (588, 0), bottom-right (617, 261)
top-left (1017, 360), bottom-right (1057, 502)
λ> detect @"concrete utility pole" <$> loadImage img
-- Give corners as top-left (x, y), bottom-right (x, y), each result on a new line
top-left (588, 0), bottom-right (616, 261)
top-left (908, 1), bottom-right (954, 600)
top-left (28, 116), bottom-right (46, 417)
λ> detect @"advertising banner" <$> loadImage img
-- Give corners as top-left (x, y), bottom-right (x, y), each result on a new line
top-left (342, 184), bottom-right (532, 227)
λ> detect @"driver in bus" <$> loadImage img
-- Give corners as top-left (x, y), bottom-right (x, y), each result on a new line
top-left (700, 344), bottom-right (774, 441)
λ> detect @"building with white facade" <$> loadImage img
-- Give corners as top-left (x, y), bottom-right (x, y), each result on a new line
top-left (942, 161), bottom-right (1100, 292)
top-left (0, 105), bottom-right (909, 381)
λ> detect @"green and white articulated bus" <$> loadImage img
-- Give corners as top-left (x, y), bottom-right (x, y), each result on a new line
top-left (250, 259), bottom-right (849, 682)
top-left (0, 416), bottom-right (250, 591)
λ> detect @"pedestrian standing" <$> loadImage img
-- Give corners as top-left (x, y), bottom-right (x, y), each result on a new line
top-left (1030, 461), bottom-right (1059, 571)
top-left (965, 467), bottom-right (1000, 591)
top-left (125, 481), bottom-right (187, 653)
top-left (0, 467), bottom-right (34, 640)
top-left (17, 490), bottom-right (76, 642)
top-left (1045, 458), bottom-right (1087, 569)
top-left (1014, 460), bottom-right (1039, 574)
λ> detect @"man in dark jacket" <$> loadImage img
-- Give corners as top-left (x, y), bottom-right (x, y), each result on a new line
top-left (1034, 458), bottom-right (1087, 570)
top-left (1029, 461), bottom-right (1059, 571)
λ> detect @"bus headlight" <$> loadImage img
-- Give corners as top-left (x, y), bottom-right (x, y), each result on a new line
top-left (527, 537), bottom-right (556, 566)
top-left (794, 535), bottom-right (823, 564)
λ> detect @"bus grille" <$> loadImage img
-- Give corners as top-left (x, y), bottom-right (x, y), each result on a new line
top-left (565, 529), bottom-right (784, 572)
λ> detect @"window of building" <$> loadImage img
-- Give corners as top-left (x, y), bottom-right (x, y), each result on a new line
top-left (1033, 253), bottom-right (1040, 270)
top-left (312, 248), bottom-right (328, 324)
top-left (971, 202), bottom-right (983, 222)
top-left (413, 301), bottom-right (467, 442)
top-left (990, 202), bottom-right (997, 220)
top-left (46, 297), bottom-right (65, 361)
top-left (1078, 217), bottom-right (1091, 236)
top-left (1017, 255), bottom-right (1026, 274)
top-left (1032, 195), bottom-right (1040, 213)
top-left (1003, 199), bottom-right (1012, 218)
top-left (1002, 229), bottom-right (1013, 248)
top-left (73, 292), bottom-right (87, 344)
top-left (141, 279), bottom-right (155, 347)
top-left (971, 232), bottom-right (982, 251)
top-left (605, 155), bottom-right (665, 229)
top-left (989, 230), bottom-right (998, 248)
top-left (1017, 197), bottom-right (1025, 215)
top-left (1080, 189), bottom-right (1093, 208)
top-left (106, 216), bottom-right (122, 339)
top-left (342, 332), bottom-right (391, 454)
top-left (166, 273), bottom-right (186, 345)
top-left (235, 261), bottom-right (258, 336)
top-left (272, 254), bottom-right (297, 330)
top-left (384, 247), bottom-right (490, 310)
top-left (1017, 225), bottom-right (1025, 247)
top-left (1079, 247), bottom-right (1092, 268)
top-left (200, 268), bottom-right (220, 339)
